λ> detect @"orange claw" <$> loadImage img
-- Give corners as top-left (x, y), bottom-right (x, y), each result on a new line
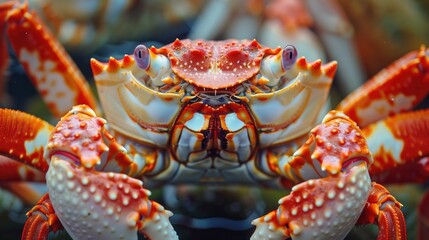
top-left (22, 194), bottom-right (63, 240)
top-left (357, 183), bottom-right (406, 240)
top-left (4, 2), bottom-right (98, 118)
top-left (286, 110), bottom-right (372, 178)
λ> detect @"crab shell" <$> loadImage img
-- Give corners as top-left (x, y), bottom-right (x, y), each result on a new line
top-left (157, 39), bottom-right (279, 89)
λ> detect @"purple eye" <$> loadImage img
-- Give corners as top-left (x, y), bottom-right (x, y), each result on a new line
top-left (281, 45), bottom-right (298, 70)
top-left (134, 45), bottom-right (150, 70)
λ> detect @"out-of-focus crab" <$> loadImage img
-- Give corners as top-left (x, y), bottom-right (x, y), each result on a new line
top-left (1, 1), bottom-right (429, 240)
top-left (12, 0), bottom-right (205, 51)
top-left (0, 0), bottom-right (204, 114)
top-left (337, 0), bottom-right (429, 77)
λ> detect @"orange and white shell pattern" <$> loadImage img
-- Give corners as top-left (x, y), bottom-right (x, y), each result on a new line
top-left (91, 39), bottom-right (337, 186)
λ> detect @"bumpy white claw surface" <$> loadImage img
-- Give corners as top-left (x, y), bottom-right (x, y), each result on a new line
top-left (46, 156), bottom-right (177, 240)
top-left (140, 209), bottom-right (178, 240)
top-left (251, 219), bottom-right (287, 240)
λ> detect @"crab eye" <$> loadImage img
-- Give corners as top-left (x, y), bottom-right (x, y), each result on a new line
top-left (134, 45), bottom-right (150, 70)
top-left (258, 44), bottom-right (298, 86)
top-left (281, 45), bottom-right (298, 70)
top-left (132, 44), bottom-right (172, 86)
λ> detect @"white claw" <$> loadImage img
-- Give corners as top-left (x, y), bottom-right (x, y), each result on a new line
top-left (140, 210), bottom-right (178, 240)
top-left (250, 220), bottom-right (287, 240)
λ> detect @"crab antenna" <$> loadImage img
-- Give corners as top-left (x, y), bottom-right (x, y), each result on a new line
top-left (259, 45), bottom-right (298, 86)
top-left (133, 44), bottom-right (171, 86)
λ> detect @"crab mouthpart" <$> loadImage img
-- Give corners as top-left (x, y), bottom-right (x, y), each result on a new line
top-left (198, 93), bottom-right (234, 107)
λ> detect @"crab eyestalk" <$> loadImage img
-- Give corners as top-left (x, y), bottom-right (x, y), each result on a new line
top-left (134, 44), bottom-right (171, 86)
top-left (259, 45), bottom-right (298, 87)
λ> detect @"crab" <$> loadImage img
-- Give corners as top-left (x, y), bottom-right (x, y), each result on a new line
top-left (1, 2), bottom-right (429, 240)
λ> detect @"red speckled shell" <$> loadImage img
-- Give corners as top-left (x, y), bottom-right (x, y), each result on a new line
top-left (155, 39), bottom-right (280, 89)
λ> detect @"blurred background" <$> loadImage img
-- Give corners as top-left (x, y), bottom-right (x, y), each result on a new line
top-left (1, 0), bottom-right (428, 239)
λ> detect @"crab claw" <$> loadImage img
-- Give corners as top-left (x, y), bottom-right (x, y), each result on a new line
top-left (251, 161), bottom-right (372, 240)
top-left (39, 105), bottom-right (178, 239)
top-left (251, 111), bottom-right (406, 240)
top-left (46, 156), bottom-right (178, 240)
top-left (259, 45), bottom-right (298, 86)
top-left (251, 111), bottom-right (374, 239)
top-left (133, 44), bottom-right (171, 86)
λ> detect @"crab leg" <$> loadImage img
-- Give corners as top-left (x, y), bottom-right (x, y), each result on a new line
top-left (0, 109), bottom-right (53, 223)
top-left (0, 156), bottom-right (45, 181)
top-left (4, 2), bottom-right (98, 118)
top-left (363, 109), bottom-right (429, 184)
top-left (337, 46), bottom-right (429, 127)
top-left (336, 46), bottom-right (429, 239)
top-left (0, 109), bottom-right (53, 172)
top-left (0, 157), bottom-right (45, 207)
top-left (0, 2), bottom-right (14, 87)
top-left (361, 110), bottom-right (429, 240)
top-left (1, 182), bottom-right (44, 203)
top-left (0, 109), bottom-right (51, 216)
top-left (22, 193), bottom-right (63, 240)
top-left (0, 2), bottom-right (15, 77)
top-left (252, 111), bottom-right (406, 239)
top-left (356, 183), bottom-right (406, 239)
